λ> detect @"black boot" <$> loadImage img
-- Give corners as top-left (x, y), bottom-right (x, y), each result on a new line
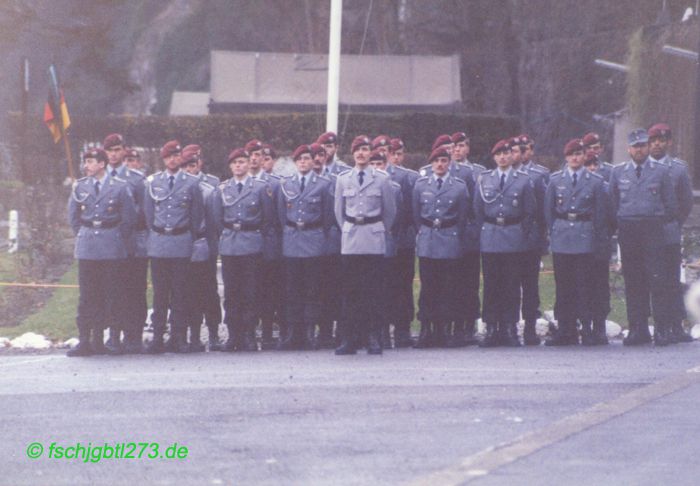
top-left (222, 323), bottom-right (240, 352)
top-left (592, 319), bottom-right (609, 345)
top-left (189, 323), bottom-right (205, 352)
top-left (145, 328), bottom-right (166, 354)
top-left (479, 322), bottom-right (500, 348)
top-left (260, 319), bottom-right (277, 350)
top-left (448, 322), bottom-right (468, 348)
top-left (413, 322), bottom-right (433, 349)
top-left (68, 329), bottom-right (93, 357)
top-left (394, 323), bottom-right (415, 348)
top-left (502, 322), bottom-right (521, 347)
top-left (381, 325), bottom-right (392, 349)
top-left (242, 322), bottom-right (258, 351)
top-left (105, 326), bottom-right (123, 355)
top-left (277, 323), bottom-right (297, 350)
top-left (464, 320), bottom-right (479, 346)
top-left (207, 325), bottom-right (222, 351)
top-left (623, 323), bottom-right (652, 346)
top-left (523, 319), bottom-right (540, 346)
top-left (91, 328), bottom-right (107, 355)
top-left (670, 322), bottom-right (693, 343)
top-left (545, 322), bottom-right (578, 346)
top-left (433, 322), bottom-right (450, 348)
top-left (367, 328), bottom-right (383, 355)
top-left (301, 323), bottom-right (318, 350)
top-left (317, 322), bottom-right (336, 349)
top-left (172, 329), bottom-right (190, 353)
top-left (654, 322), bottom-right (672, 347)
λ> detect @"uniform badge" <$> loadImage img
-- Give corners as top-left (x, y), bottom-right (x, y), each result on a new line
top-left (287, 203), bottom-right (293, 209)
top-left (512, 199), bottom-right (519, 207)
top-left (81, 205), bottom-right (86, 211)
top-left (267, 187), bottom-right (273, 197)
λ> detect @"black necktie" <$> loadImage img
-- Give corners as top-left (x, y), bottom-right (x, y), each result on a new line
top-left (111, 169), bottom-right (118, 177)
top-left (168, 175), bottom-right (174, 190)
top-left (237, 182), bottom-right (243, 194)
top-left (499, 173), bottom-right (506, 190)
top-left (300, 176), bottom-right (306, 193)
top-left (572, 172), bottom-right (577, 187)
top-left (636, 165), bottom-right (642, 179)
top-left (358, 171), bottom-right (365, 186)
top-left (437, 178), bottom-right (443, 190)
top-left (94, 180), bottom-right (100, 196)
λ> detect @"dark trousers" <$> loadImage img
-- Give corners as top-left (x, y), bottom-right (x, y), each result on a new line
top-left (518, 249), bottom-right (541, 321)
top-left (204, 257), bottom-right (222, 333)
top-left (259, 258), bottom-right (284, 338)
top-left (77, 259), bottom-right (123, 341)
top-left (663, 243), bottom-right (686, 325)
top-left (319, 254), bottom-right (342, 338)
top-left (340, 255), bottom-right (383, 346)
top-left (150, 258), bottom-right (189, 338)
top-left (285, 257), bottom-right (322, 331)
top-left (418, 257), bottom-right (460, 324)
top-left (552, 253), bottom-right (593, 329)
top-left (482, 252), bottom-right (522, 327)
top-left (618, 219), bottom-right (674, 330)
top-left (222, 254), bottom-right (260, 335)
top-left (185, 260), bottom-right (212, 342)
top-left (121, 257), bottom-right (148, 345)
top-left (395, 248), bottom-right (416, 328)
top-left (459, 251), bottom-right (481, 323)
top-left (589, 257), bottom-right (611, 322)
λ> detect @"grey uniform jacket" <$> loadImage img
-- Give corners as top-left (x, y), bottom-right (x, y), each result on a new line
top-left (521, 162), bottom-right (549, 253)
top-left (68, 174), bottom-right (136, 260)
top-left (323, 172), bottom-right (343, 256)
top-left (385, 180), bottom-right (403, 258)
top-left (334, 167), bottom-right (397, 255)
top-left (253, 172), bottom-right (282, 260)
top-left (278, 173), bottom-right (334, 258)
top-left (323, 158), bottom-right (351, 177)
top-left (413, 175), bottom-right (469, 259)
top-left (386, 164), bottom-right (419, 250)
top-left (144, 170), bottom-right (204, 259)
top-left (191, 180), bottom-right (216, 262)
top-left (474, 169), bottom-right (536, 253)
top-left (654, 156), bottom-right (692, 245)
top-left (545, 169), bottom-right (607, 255)
top-left (212, 177), bottom-right (274, 256)
top-left (610, 160), bottom-right (678, 222)
top-left (201, 172), bottom-right (220, 187)
top-left (113, 164), bottom-right (147, 258)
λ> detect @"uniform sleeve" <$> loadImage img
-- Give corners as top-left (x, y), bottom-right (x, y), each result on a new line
top-left (592, 180), bottom-right (609, 260)
top-left (609, 170), bottom-right (620, 223)
top-left (67, 190), bottom-right (81, 236)
top-left (473, 177), bottom-right (484, 228)
top-left (411, 182), bottom-right (422, 230)
top-left (260, 184), bottom-right (276, 235)
top-left (544, 178), bottom-right (555, 232)
top-left (381, 176), bottom-right (397, 232)
top-left (392, 186), bottom-right (403, 234)
top-left (677, 167), bottom-right (693, 225)
top-left (322, 180), bottom-right (335, 232)
top-left (521, 179), bottom-right (536, 238)
top-left (211, 188), bottom-right (224, 237)
top-left (276, 182), bottom-right (287, 230)
top-left (661, 169), bottom-right (679, 222)
top-left (457, 183), bottom-right (469, 241)
top-left (204, 191), bottom-right (218, 250)
top-left (334, 176), bottom-right (344, 228)
top-left (189, 181), bottom-right (205, 238)
top-left (119, 184), bottom-right (137, 243)
top-left (142, 182), bottom-right (155, 231)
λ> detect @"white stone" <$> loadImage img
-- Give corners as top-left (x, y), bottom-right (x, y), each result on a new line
top-left (61, 338), bottom-right (80, 349)
top-left (691, 324), bottom-right (700, 340)
top-left (684, 280), bottom-right (700, 322)
top-left (476, 318), bottom-right (486, 334)
top-left (605, 321), bottom-right (622, 338)
top-left (0, 337), bottom-right (10, 347)
top-left (10, 332), bottom-right (52, 349)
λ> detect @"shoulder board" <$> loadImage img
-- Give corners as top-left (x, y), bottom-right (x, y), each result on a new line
top-left (474, 163), bottom-right (487, 171)
top-left (534, 163), bottom-right (549, 172)
top-left (200, 180), bottom-right (214, 191)
top-left (528, 166), bottom-right (546, 174)
top-left (419, 164), bottom-right (431, 171)
top-left (601, 162), bottom-right (614, 168)
top-left (111, 176), bottom-right (127, 184)
top-left (337, 160), bottom-right (350, 167)
top-left (218, 181), bottom-right (228, 190)
top-left (375, 169), bottom-right (388, 176)
top-left (589, 171), bottom-right (604, 180)
top-left (416, 176), bottom-right (430, 183)
top-left (649, 160), bottom-right (664, 168)
top-left (316, 174), bottom-right (331, 182)
top-left (516, 169), bottom-right (528, 176)
top-left (390, 180), bottom-right (401, 188)
top-left (76, 176), bottom-right (88, 183)
top-left (395, 165), bottom-right (418, 175)
top-left (128, 168), bottom-right (145, 178)
top-left (671, 158), bottom-right (688, 167)
top-left (266, 173), bottom-right (281, 180)
top-left (452, 177), bottom-right (467, 185)
top-left (252, 178), bottom-right (268, 186)
top-left (184, 172), bottom-right (199, 179)
top-left (550, 169), bottom-right (563, 178)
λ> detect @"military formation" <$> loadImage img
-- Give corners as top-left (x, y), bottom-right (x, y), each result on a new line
top-left (67, 123), bottom-right (695, 357)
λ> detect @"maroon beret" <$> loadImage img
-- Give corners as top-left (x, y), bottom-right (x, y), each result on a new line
top-left (451, 132), bottom-right (470, 144)
top-left (124, 147), bottom-right (140, 159)
top-left (581, 132), bottom-right (601, 147)
top-left (160, 140), bottom-right (182, 159)
top-left (491, 139), bottom-right (510, 156)
top-left (316, 131), bottom-right (337, 145)
top-left (431, 134), bottom-right (453, 151)
top-left (103, 133), bottom-right (124, 150)
top-left (371, 135), bottom-right (391, 149)
top-left (369, 149), bottom-right (387, 162)
top-left (351, 135), bottom-right (371, 153)
top-left (310, 143), bottom-right (326, 157)
top-left (428, 147), bottom-right (450, 162)
top-left (648, 123), bottom-right (672, 139)
top-left (262, 143), bottom-right (276, 159)
top-left (390, 138), bottom-right (404, 152)
top-left (227, 148), bottom-right (249, 162)
top-left (181, 144), bottom-right (201, 164)
top-left (564, 138), bottom-right (585, 156)
top-left (517, 134), bottom-right (532, 146)
top-left (292, 144), bottom-right (312, 161)
top-left (244, 139), bottom-right (263, 153)
top-left (83, 148), bottom-right (108, 163)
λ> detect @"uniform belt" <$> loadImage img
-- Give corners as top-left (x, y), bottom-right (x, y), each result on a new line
top-left (484, 216), bottom-right (522, 226)
top-left (223, 221), bottom-right (260, 231)
top-left (152, 226), bottom-right (189, 235)
top-left (81, 220), bottom-right (120, 229)
top-left (195, 231), bottom-right (207, 239)
top-left (420, 217), bottom-right (458, 229)
top-left (555, 212), bottom-right (591, 222)
top-left (286, 220), bottom-right (323, 230)
top-left (344, 214), bottom-right (382, 225)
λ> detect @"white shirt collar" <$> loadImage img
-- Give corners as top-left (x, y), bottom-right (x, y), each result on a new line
top-left (496, 167), bottom-right (512, 177)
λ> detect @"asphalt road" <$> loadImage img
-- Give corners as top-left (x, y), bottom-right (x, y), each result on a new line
top-left (2, 343), bottom-right (700, 485)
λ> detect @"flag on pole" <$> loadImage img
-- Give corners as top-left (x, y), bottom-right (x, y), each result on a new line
top-left (43, 65), bottom-right (70, 143)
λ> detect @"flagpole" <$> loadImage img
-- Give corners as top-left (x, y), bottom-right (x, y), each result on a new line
top-left (20, 58), bottom-right (29, 181)
top-left (49, 65), bottom-right (74, 180)
top-left (62, 128), bottom-right (75, 181)
top-left (326, 0), bottom-right (342, 133)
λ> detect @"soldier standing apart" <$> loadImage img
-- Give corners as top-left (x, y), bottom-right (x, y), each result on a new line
top-left (387, 138), bottom-right (419, 347)
top-left (181, 145), bottom-right (218, 352)
top-left (102, 134), bottom-right (147, 354)
top-left (247, 139), bottom-right (283, 350)
top-left (512, 135), bottom-right (548, 345)
top-left (144, 141), bottom-right (204, 353)
top-left (648, 123), bottom-right (694, 343)
top-left (67, 149), bottom-right (136, 357)
top-left (277, 145), bottom-right (334, 349)
top-left (475, 140), bottom-right (536, 347)
top-left (311, 142), bottom-right (345, 348)
top-left (334, 135), bottom-right (397, 355)
top-left (413, 147), bottom-right (469, 348)
top-left (610, 129), bottom-right (678, 346)
top-left (544, 139), bottom-right (606, 346)
top-left (212, 148), bottom-right (274, 352)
